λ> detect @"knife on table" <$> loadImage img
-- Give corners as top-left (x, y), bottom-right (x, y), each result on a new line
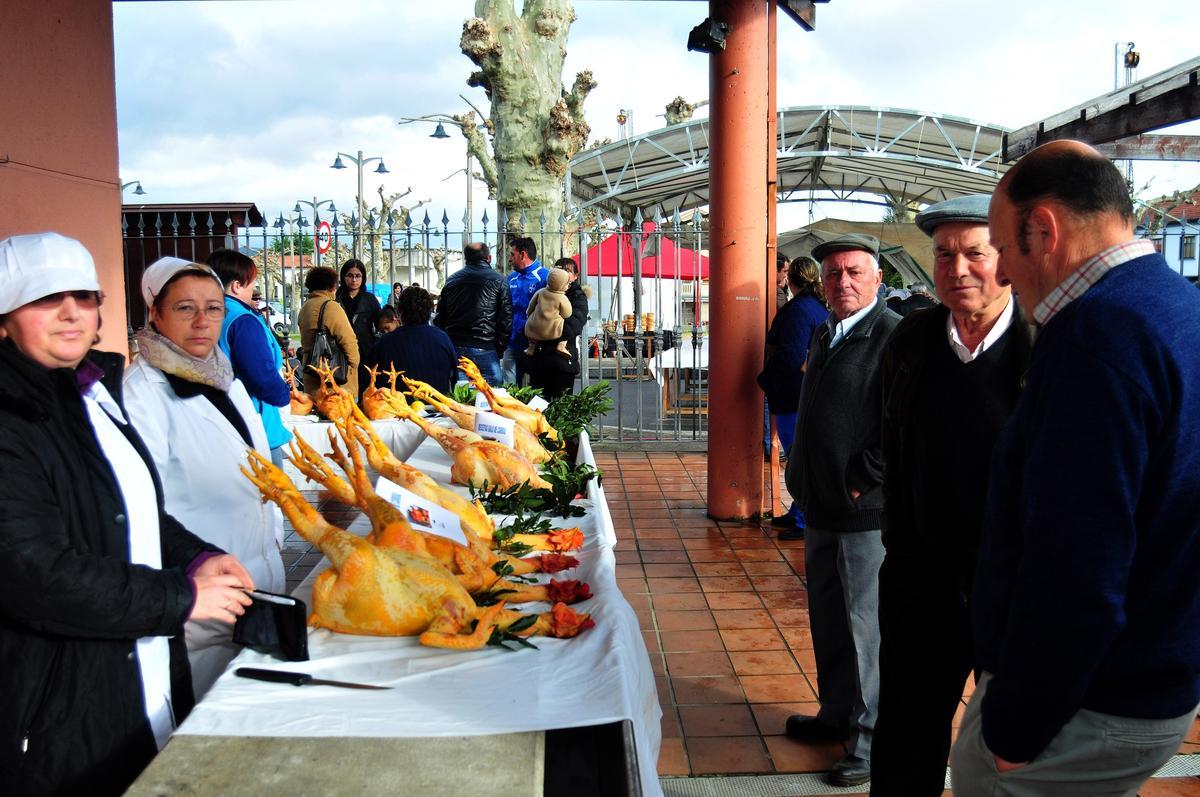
top-left (235, 667), bottom-right (391, 690)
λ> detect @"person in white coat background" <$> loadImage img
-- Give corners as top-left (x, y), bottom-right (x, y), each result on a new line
top-left (124, 257), bottom-right (285, 700)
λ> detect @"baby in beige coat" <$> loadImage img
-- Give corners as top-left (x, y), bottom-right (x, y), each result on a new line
top-left (524, 267), bottom-right (573, 359)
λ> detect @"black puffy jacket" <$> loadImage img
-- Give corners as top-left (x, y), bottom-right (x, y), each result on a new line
top-left (525, 281), bottom-right (589, 375)
top-left (0, 341), bottom-right (218, 796)
top-left (433, 261), bottom-right (513, 353)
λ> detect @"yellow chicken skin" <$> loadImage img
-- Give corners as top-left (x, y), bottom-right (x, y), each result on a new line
top-left (308, 361), bottom-right (357, 423)
top-left (361, 366), bottom-right (402, 420)
top-left (382, 392), bottom-right (552, 491)
top-left (241, 453), bottom-right (594, 646)
top-left (285, 363), bottom-right (313, 416)
top-left (402, 375), bottom-right (553, 465)
top-left (458, 357), bottom-right (559, 442)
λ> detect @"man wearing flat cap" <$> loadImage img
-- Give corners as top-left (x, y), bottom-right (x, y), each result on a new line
top-left (784, 233), bottom-right (900, 787)
top-left (869, 195), bottom-right (1033, 795)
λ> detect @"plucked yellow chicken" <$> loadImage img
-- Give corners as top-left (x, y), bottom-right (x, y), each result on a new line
top-left (284, 363), bottom-right (313, 416)
top-left (402, 375), bottom-right (553, 465)
top-left (459, 357), bottom-right (559, 442)
top-left (241, 453), bottom-right (594, 646)
top-left (285, 427), bottom-right (588, 604)
top-left (344, 414), bottom-right (582, 559)
top-left (362, 366), bottom-right (408, 420)
top-left (381, 392), bottom-right (552, 491)
top-left (307, 360), bottom-right (356, 423)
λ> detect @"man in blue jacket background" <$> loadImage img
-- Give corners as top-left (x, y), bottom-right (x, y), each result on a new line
top-left (951, 140), bottom-right (1200, 796)
top-left (505, 236), bottom-right (547, 385)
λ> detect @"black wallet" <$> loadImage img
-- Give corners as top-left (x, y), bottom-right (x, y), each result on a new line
top-left (232, 590), bottom-right (310, 662)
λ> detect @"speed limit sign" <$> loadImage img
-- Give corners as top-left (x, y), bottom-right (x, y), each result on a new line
top-left (316, 220), bottom-right (332, 254)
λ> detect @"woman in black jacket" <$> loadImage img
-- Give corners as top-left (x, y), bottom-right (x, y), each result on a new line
top-left (335, 259), bottom-right (381, 398)
top-left (525, 257), bottom-right (589, 400)
top-left (0, 233), bottom-right (254, 796)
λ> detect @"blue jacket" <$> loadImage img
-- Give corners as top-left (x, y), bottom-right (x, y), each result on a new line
top-left (219, 296), bottom-right (292, 449)
top-left (757, 293), bottom-right (828, 411)
top-left (973, 252), bottom-right (1200, 763)
top-left (507, 260), bottom-right (547, 351)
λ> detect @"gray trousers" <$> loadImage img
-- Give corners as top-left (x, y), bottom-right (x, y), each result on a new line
top-left (950, 672), bottom-right (1197, 796)
top-left (805, 526), bottom-right (885, 759)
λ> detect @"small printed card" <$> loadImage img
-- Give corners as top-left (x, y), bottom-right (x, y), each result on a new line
top-left (474, 410), bottom-right (517, 448)
top-left (374, 476), bottom-right (466, 544)
top-left (474, 386), bottom-right (510, 409)
top-left (526, 395), bottom-right (550, 411)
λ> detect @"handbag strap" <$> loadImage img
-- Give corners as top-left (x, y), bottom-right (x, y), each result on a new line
top-left (316, 299), bottom-right (333, 334)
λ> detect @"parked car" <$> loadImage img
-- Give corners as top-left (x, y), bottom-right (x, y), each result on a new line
top-left (263, 301), bottom-right (290, 336)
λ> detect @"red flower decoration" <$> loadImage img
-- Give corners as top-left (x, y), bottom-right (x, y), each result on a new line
top-left (546, 579), bottom-right (593, 604)
top-left (536, 553), bottom-right (579, 573)
top-left (547, 602), bottom-right (595, 638)
top-left (547, 527), bottom-right (584, 552)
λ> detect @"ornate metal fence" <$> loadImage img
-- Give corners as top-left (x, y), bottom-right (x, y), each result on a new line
top-left (121, 207), bottom-right (712, 444)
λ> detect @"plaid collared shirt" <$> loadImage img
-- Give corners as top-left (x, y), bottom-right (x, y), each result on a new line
top-left (1033, 239), bottom-right (1156, 325)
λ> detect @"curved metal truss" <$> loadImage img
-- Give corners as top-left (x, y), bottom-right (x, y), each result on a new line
top-left (567, 104), bottom-right (1012, 217)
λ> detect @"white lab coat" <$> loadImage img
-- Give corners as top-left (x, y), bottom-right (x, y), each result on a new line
top-left (123, 356), bottom-right (286, 700)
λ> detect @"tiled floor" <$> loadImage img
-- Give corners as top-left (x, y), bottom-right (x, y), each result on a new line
top-left (591, 450), bottom-right (1200, 794)
top-left (277, 452), bottom-right (1200, 794)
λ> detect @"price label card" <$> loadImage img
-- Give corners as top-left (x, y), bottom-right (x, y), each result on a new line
top-left (527, 395), bottom-right (550, 411)
top-left (374, 476), bottom-right (466, 544)
top-left (474, 410), bottom-right (516, 448)
top-left (474, 386), bottom-right (510, 409)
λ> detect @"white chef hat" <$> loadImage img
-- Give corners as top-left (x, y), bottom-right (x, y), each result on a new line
top-left (141, 257), bottom-right (223, 309)
top-left (0, 232), bottom-right (101, 315)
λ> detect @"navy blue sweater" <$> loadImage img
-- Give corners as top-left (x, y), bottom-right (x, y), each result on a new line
top-left (973, 252), bottom-right (1200, 763)
top-left (368, 323), bottom-right (458, 396)
top-left (757, 293), bottom-right (827, 411)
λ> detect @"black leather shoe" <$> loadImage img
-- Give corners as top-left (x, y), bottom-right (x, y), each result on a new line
top-left (777, 526), bottom-right (805, 541)
top-left (770, 514), bottom-right (797, 528)
top-left (784, 715), bottom-right (847, 742)
top-left (826, 753), bottom-right (871, 787)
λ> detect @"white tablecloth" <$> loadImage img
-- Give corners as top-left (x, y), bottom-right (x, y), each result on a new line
top-left (177, 431), bottom-right (662, 797)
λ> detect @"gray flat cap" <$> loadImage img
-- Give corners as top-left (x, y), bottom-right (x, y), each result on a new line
top-left (915, 194), bottom-right (991, 236)
top-left (811, 233), bottom-right (880, 262)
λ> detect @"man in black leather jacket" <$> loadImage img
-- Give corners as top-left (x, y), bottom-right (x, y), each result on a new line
top-left (433, 242), bottom-right (513, 385)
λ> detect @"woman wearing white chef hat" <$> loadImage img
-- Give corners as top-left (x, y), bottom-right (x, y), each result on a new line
top-left (0, 232), bottom-right (255, 795)
top-left (122, 256), bottom-right (286, 701)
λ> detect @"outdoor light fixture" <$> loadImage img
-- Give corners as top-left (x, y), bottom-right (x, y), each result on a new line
top-left (687, 18), bottom-right (729, 54)
top-left (331, 150), bottom-right (389, 258)
top-left (430, 123), bottom-right (451, 139)
top-left (331, 156), bottom-right (346, 170)
top-left (374, 161), bottom-right (390, 174)
top-left (121, 180), bottom-right (146, 196)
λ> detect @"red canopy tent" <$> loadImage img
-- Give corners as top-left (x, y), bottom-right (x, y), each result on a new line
top-left (580, 222), bottom-right (709, 279)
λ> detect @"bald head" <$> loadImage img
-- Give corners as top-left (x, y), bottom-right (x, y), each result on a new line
top-left (998, 140), bottom-right (1133, 227)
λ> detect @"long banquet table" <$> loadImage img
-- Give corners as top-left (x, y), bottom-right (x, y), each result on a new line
top-left (158, 427), bottom-right (663, 796)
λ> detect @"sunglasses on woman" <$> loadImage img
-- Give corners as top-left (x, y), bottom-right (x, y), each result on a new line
top-left (29, 290), bottom-right (103, 309)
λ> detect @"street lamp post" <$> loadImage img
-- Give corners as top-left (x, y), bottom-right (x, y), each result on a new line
top-left (294, 198), bottom-right (337, 266)
top-left (121, 180), bottom-right (146, 197)
top-left (398, 113), bottom-right (489, 240)
top-left (331, 151), bottom-right (388, 261)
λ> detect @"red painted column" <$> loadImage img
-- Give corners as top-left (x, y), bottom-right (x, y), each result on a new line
top-left (706, 0), bottom-right (769, 520)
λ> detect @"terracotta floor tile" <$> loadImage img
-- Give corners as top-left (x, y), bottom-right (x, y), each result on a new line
top-left (724, 526), bottom-right (770, 538)
top-left (740, 674), bottom-right (818, 702)
top-left (638, 538), bottom-right (685, 551)
top-left (666, 650), bottom-right (735, 677)
top-left (734, 549), bottom-right (784, 562)
top-left (660, 629), bottom-right (726, 652)
top-left (780, 626), bottom-right (814, 649)
top-left (686, 549), bottom-right (740, 563)
top-left (728, 538), bottom-right (777, 550)
top-left (677, 525), bottom-right (719, 539)
top-left (617, 577), bottom-right (649, 594)
top-left (624, 593), bottom-right (651, 612)
top-left (699, 576), bottom-right (755, 592)
top-left (634, 605), bottom-right (655, 629)
top-left (763, 735), bottom-right (845, 774)
top-left (656, 610), bottom-right (716, 632)
top-left (648, 651), bottom-right (665, 676)
top-left (751, 575), bottom-right (804, 592)
top-left (656, 737), bottom-right (690, 776)
top-left (720, 628), bottom-right (788, 651)
top-left (705, 591), bottom-right (765, 610)
top-left (647, 577), bottom-right (702, 594)
top-left (641, 550), bottom-right (690, 564)
top-left (671, 675), bottom-right (747, 704)
top-left (1138, 779), bottom-right (1200, 796)
top-left (687, 736), bottom-right (773, 775)
top-left (758, 590), bottom-right (808, 610)
top-left (692, 561), bottom-right (746, 577)
top-left (682, 537), bottom-right (731, 550)
top-left (641, 630), bottom-right (660, 652)
top-left (769, 608), bottom-right (811, 628)
top-left (678, 704), bottom-right (759, 737)
top-left (653, 592), bottom-right (708, 611)
top-left (712, 609), bottom-right (775, 629)
top-left (1187, 717), bottom-right (1200, 744)
top-left (794, 648), bottom-right (819, 674)
top-left (661, 708), bottom-right (682, 738)
top-left (614, 563), bottom-right (645, 578)
top-left (614, 550), bottom-right (642, 565)
top-left (750, 701), bottom-right (822, 736)
top-left (730, 650), bottom-right (801, 675)
top-left (643, 563), bottom-right (695, 578)
top-left (655, 675), bottom-right (673, 705)
top-left (635, 527), bottom-right (681, 539)
top-left (742, 561), bottom-right (796, 576)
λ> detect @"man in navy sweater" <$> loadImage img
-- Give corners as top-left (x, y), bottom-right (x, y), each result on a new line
top-left (951, 140), bottom-right (1200, 795)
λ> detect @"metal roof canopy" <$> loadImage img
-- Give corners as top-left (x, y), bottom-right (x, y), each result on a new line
top-left (567, 105), bottom-right (1011, 218)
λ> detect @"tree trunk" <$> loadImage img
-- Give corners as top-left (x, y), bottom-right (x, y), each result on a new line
top-left (461, 0), bottom-right (595, 262)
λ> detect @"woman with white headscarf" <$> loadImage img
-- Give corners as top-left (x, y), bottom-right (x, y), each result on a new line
top-left (0, 233), bottom-right (255, 795)
top-left (123, 257), bottom-right (286, 700)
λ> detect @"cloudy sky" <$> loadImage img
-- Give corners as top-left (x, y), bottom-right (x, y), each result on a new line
top-left (113, 0), bottom-right (1200, 233)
